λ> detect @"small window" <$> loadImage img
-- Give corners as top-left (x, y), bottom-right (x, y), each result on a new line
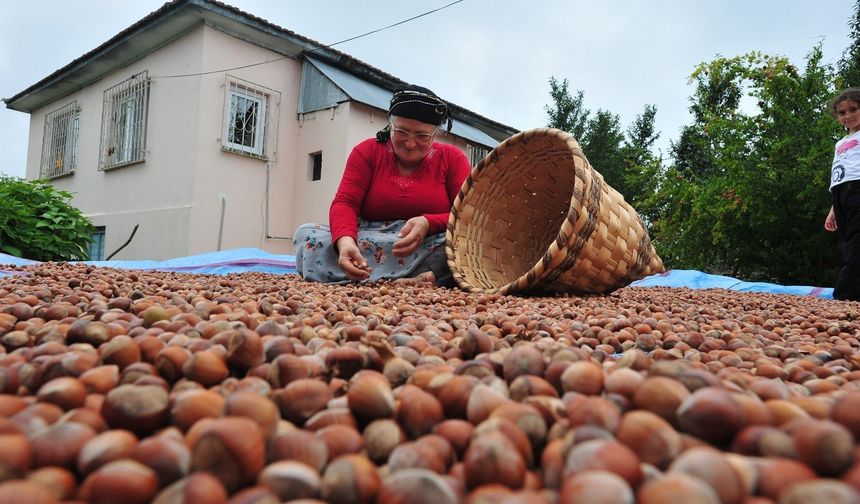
top-left (89, 227), bottom-right (106, 261)
top-left (99, 71), bottom-right (150, 170)
top-left (310, 152), bottom-right (322, 181)
top-left (40, 101), bottom-right (80, 178)
top-left (469, 144), bottom-right (488, 167)
top-left (222, 76), bottom-right (280, 160)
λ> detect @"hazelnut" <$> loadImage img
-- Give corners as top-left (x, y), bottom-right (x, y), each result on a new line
top-left (377, 468), bottom-right (460, 504)
top-left (779, 480), bottom-right (860, 504)
top-left (555, 359), bottom-right (603, 395)
top-left (463, 431), bottom-right (526, 490)
top-left (363, 419), bottom-right (406, 464)
top-left (563, 439), bottom-right (643, 488)
top-left (224, 485), bottom-right (280, 504)
top-left (755, 457), bottom-right (817, 500)
top-left (316, 424), bottom-right (365, 460)
top-left (397, 384), bottom-right (445, 439)
top-left (77, 429), bottom-right (139, 476)
top-left (0, 433), bottom-right (31, 482)
top-left (347, 371), bottom-right (395, 422)
top-left (101, 384), bottom-right (169, 437)
top-left (130, 429), bottom-right (191, 487)
top-left (30, 421), bottom-right (96, 470)
top-left (272, 378), bottom-right (332, 426)
top-left (677, 386), bottom-right (745, 445)
top-left (320, 454), bottom-right (380, 504)
top-left (0, 480), bottom-right (57, 504)
top-left (268, 429), bottom-right (329, 472)
top-left (226, 329), bottom-right (264, 371)
top-left (615, 410), bottom-right (681, 469)
top-left (169, 389), bottom-right (225, 432)
top-left (182, 350), bottom-right (229, 387)
top-left (636, 472), bottom-right (721, 504)
top-left (258, 460), bottom-right (321, 501)
top-left (77, 458), bottom-right (159, 504)
top-left (224, 391), bottom-right (279, 438)
top-left (792, 419), bottom-right (855, 476)
top-left (633, 376), bottom-right (691, 424)
top-left (151, 472), bottom-right (228, 504)
top-left (388, 441), bottom-right (447, 474)
top-left (502, 345), bottom-right (546, 383)
top-left (26, 466), bottom-right (76, 500)
top-left (98, 335), bottom-right (141, 370)
top-left (79, 365), bottom-right (120, 395)
top-left (187, 417), bottom-right (265, 492)
top-left (668, 446), bottom-right (746, 504)
top-left (432, 419), bottom-right (474, 459)
top-left (559, 470), bottom-right (634, 504)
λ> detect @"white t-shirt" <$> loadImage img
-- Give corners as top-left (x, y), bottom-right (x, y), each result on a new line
top-left (831, 130), bottom-right (860, 191)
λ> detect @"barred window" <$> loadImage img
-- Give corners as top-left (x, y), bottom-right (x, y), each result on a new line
top-left (222, 76), bottom-right (279, 160)
top-left (99, 71), bottom-right (150, 170)
top-left (469, 144), bottom-right (488, 167)
top-left (40, 102), bottom-right (80, 179)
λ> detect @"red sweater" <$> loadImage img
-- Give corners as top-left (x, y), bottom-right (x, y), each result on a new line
top-left (329, 138), bottom-right (472, 244)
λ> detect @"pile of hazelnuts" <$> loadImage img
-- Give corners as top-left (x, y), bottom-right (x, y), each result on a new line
top-left (1, 262), bottom-right (860, 503)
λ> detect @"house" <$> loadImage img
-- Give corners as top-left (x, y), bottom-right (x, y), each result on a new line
top-left (3, 0), bottom-right (517, 261)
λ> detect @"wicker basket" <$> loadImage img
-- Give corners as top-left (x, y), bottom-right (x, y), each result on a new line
top-left (445, 128), bottom-right (664, 295)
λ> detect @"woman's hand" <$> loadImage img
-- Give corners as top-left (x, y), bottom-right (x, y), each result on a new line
top-left (825, 206), bottom-right (838, 232)
top-left (393, 216), bottom-right (430, 257)
top-left (336, 236), bottom-right (371, 281)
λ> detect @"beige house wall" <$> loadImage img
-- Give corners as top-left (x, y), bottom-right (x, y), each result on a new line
top-left (25, 25), bottom-right (208, 261)
top-left (21, 24), bottom-right (480, 260)
top-left (186, 25), bottom-right (301, 256)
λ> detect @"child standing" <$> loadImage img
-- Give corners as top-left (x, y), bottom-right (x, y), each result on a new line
top-left (825, 88), bottom-right (860, 301)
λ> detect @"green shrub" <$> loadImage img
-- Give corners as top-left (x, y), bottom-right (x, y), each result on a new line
top-left (0, 176), bottom-right (95, 261)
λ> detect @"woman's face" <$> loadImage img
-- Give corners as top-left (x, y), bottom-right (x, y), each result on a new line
top-left (389, 116), bottom-right (437, 168)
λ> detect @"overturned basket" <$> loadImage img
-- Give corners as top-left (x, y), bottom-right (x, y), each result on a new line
top-left (445, 128), bottom-right (664, 295)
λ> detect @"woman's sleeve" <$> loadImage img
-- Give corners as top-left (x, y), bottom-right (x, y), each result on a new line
top-left (330, 143), bottom-right (373, 244)
top-left (422, 147), bottom-right (472, 234)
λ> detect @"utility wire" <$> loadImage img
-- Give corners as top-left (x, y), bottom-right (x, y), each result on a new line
top-left (308, 0), bottom-right (464, 52)
top-left (152, 0), bottom-right (465, 80)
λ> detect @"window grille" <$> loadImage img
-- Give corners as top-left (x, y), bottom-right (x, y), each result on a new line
top-left (222, 76), bottom-right (280, 160)
top-left (88, 227), bottom-right (106, 261)
top-left (469, 144), bottom-right (488, 167)
top-left (99, 71), bottom-right (150, 170)
top-left (310, 152), bottom-right (322, 181)
top-left (40, 101), bottom-right (80, 179)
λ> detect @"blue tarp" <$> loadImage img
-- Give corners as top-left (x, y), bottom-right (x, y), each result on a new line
top-left (0, 249), bottom-right (834, 299)
top-left (630, 269), bottom-right (833, 300)
top-left (0, 248), bottom-right (297, 277)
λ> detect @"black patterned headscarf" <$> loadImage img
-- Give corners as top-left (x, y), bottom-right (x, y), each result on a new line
top-left (377, 84), bottom-right (453, 142)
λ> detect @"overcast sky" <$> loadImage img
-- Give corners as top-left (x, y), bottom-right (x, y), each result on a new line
top-left (0, 0), bottom-right (854, 178)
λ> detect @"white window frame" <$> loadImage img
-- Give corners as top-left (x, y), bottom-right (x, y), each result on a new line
top-left (222, 76), bottom-right (280, 160)
top-left (99, 71), bottom-right (150, 171)
top-left (40, 101), bottom-right (80, 179)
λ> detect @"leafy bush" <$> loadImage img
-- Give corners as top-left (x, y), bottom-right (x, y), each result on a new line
top-left (0, 176), bottom-right (95, 260)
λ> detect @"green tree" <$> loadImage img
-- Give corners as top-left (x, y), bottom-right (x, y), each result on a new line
top-left (543, 79), bottom-right (662, 208)
top-left (621, 105), bottom-right (663, 224)
top-left (839, 0), bottom-right (860, 87)
top-left (0, 176), bottom-right (95, 261)
top-left (582, 109), bottom-right (625, 192)
top-left (544, 77), bottom-right (589, 140)
top-left (651, 47), bottom-right (841, 284)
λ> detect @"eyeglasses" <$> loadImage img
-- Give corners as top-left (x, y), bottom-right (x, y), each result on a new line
top-left (390, 126), bottom-right (436, 144)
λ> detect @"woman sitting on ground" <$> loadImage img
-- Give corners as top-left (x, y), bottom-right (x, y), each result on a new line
top-left (293, 84), bottom-right (471, 286)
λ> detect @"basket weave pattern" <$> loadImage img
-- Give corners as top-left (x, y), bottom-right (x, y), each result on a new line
top-left (445, 128), bottom-right (665, 295)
